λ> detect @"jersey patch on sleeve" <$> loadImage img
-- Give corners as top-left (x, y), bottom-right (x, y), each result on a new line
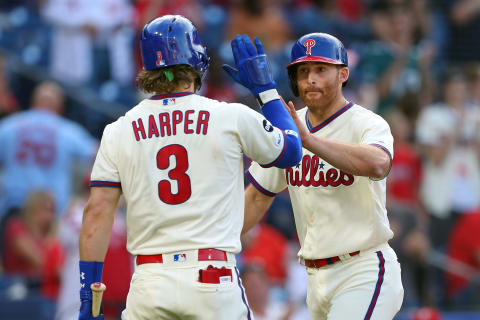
top-left (262, 119), bottom-right (274, 132)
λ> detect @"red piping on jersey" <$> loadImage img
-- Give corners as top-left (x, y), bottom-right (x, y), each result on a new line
top-left (364, 251), bottom-right (385, 320)
top-left (150, 92), bottom-right (193, 99)
top-left (246, 171), bottom-right (276, 197)
top-left (89, 180), bottom-right (121, 188)
top-left (306, 102), bottom-right (353, 133)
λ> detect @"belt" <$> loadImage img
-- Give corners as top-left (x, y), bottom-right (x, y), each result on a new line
top-left (136, 248), bottom-right (228, 265)
top-left (304, 251), bottom-right (360, 268)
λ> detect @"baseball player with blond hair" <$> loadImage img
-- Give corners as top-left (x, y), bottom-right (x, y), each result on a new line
top-left (77, 15), bottom-right (302, 320)
top-left (240, 33), bottom-right (404, 319)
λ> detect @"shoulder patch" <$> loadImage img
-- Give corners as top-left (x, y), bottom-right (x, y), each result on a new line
top-left (263, 119), bottom-right (274, 132)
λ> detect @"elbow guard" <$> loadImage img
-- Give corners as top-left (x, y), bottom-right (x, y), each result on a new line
top-left (275, 130), bottom-right (303, 168)
top-left (260, 129), bottom-right (302, 169)
top-left (260, 98), bottom-right (303, 169)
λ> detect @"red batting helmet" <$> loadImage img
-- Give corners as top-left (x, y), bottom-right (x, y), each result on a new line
top-left (287, 33), bottom-right (348, 96)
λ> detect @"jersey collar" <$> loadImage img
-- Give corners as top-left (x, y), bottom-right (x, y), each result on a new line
top-left (149, 92), bottom-right (194, 100)
top-left (305, 102), bottom-right (354, 133)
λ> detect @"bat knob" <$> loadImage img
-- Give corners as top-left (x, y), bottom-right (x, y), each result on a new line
top-left (91, 282), bottom-right (106, 292)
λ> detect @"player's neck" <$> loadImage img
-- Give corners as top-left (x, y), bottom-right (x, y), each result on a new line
top-left (307, 94), bottom-right (349, 127)
top-left (181, 82), bottom-right (195, 93)
top-left (155, 82), bottom-right (195, 95)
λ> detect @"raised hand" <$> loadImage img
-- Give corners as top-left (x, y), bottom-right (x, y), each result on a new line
top-left (282, 97), bottom-right (310, 147)
top-left (222, 35), bottom-right (276, 97)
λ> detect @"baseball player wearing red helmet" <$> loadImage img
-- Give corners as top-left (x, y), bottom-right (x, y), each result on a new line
top-left (77, 15), bottom-right (302, 320)
top-left (243, 33), bottom-right (404, 319)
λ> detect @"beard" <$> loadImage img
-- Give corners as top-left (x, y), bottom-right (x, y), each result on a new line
top-left (299, 81), bottom-right (339, 109)
top-left (297, 69), bottom-right (343, 109)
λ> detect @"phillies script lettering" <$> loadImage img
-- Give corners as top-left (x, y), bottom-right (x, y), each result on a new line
top-left (286, 154), bottom-right (354, 187)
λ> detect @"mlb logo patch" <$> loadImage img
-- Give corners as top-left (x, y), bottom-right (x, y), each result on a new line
top-left (173, 254), bottom-right (186, 262)
top-left (162, 98), bottom-right (176, 105)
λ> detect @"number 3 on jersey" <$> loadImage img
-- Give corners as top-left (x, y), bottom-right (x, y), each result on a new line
top-left (157, 144), bottom-right (192, 205)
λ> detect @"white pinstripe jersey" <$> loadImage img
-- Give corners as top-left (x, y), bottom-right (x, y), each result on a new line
top-left (248, 103), bottom-right (395, 260)
top-left (90, 92), bottom-right (286, 255)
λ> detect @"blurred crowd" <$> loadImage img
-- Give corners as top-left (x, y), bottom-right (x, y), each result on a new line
top-left (0, 0), bottom-right (479, 319)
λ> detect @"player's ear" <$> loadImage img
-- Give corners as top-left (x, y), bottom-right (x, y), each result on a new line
top-left (339, 67), bottom-right (349, 85)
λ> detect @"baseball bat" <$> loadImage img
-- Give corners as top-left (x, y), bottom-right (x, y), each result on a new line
top-left (90, 282), bottom-right (106, 317)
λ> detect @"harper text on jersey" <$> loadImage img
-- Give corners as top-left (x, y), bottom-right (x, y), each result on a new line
top-left (131, 110), bottom-right (210, 141)
top-left (286, 154), bottom-right (355, 187)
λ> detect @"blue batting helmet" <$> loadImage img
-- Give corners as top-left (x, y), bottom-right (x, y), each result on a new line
top-left (140, 15), bottom-right (210, 78)
top-left (287, 33), bottom-right (348, 96)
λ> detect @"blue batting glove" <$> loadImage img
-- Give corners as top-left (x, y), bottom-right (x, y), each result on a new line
top-left (222, 35), bottom-right (276, 97)
top-left (79, 261), bottom-right (104, 320)
top-left (79, 299), bottom-right (104, 320)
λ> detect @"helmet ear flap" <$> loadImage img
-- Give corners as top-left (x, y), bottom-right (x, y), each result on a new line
top-left (288, 66), bottom-right (299, 97)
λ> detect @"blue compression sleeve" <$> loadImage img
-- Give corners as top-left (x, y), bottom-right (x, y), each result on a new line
top-left (261, 99), bottom-right (302, 168)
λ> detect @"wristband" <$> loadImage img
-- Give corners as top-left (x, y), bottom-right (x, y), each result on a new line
top-left (257, 89), bottom-right (281, 107)
top-left (79, 261), bottom-right (104, 298)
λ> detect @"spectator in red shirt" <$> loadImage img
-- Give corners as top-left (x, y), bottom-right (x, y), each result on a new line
top-left (386, 110), bottom-right (422, 208)
top-left (241, 223), bottom-right (289, 285)
top-left (445, 207), bottom-right (480, 307)
top-left (2, 190), bottom-right (64, 299)
top-left (386, 110), bottom-right (430, 306)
